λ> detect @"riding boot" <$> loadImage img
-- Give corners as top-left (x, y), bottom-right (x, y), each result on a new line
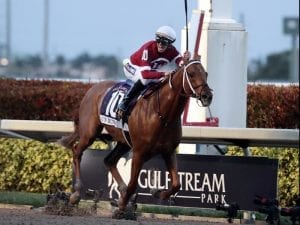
top-left (117, 80), bottom-right (145, 119)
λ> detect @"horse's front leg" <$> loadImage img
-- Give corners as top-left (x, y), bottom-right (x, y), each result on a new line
top-left (156, 152), bottom-right (181, 200)
top-left (118, 152), bottom-right (143, 212)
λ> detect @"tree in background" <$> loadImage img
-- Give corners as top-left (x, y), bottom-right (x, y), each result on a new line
top-left (1, 49), bottom-right (296, 81)
top-left (0, 52), bottom-right (122, 80)
top-left (248, 50), bottom-right (292, 81)
top-left (55, 55), bottom-right (66, 67)
top-left (14, 55), bottom-right (43, 69)
top-left (71, 52), bottom-right (92, 69)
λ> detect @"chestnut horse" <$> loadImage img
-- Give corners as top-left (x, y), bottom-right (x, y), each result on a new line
top-left (58, 58), bottom-right (213, 218)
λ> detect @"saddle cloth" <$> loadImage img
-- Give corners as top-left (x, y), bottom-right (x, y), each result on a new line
top-left (99, 80), bottom-right (133, 130)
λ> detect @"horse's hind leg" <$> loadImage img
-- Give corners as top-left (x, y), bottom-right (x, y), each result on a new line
top-left (70, 123), bottom-right (100, 204)
top-left (104, 142), bottom-right (130, 195)
top-left (70, 136), bottom-right (96, 204)
top-left (72, 137), bottom-right (95, 187)
top-left (156, 152), bottom-right (181, 200)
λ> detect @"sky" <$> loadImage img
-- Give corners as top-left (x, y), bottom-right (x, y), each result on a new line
top-left (0, 0), bottom-right (299, 62)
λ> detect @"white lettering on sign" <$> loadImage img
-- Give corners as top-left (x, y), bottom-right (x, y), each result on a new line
top-left (108, 158), bottom-right (227, 205)
top-left (138, 169), bottom-right (226, 193)
top-left (199, 193), bottom-right (227, 204)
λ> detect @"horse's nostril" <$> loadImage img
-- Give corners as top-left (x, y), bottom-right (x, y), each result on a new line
top-left (201, 92), bottom-right (212, 100)
top-left (199, 91), bottom-right (213, 107)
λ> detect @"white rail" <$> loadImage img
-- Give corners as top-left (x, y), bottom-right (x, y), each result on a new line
top-left (0, 119), bottom-right (299, 148)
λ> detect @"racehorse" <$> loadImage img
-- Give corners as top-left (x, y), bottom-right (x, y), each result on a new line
top-left (58, 57), bottom-right (213, 219)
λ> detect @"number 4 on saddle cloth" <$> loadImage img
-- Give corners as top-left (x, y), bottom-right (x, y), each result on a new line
top-left (99, 80), bottom-right (151, 131)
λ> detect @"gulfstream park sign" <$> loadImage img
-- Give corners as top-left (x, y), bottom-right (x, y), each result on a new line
top-left (137, 169), bottom-right (226, 204)
top-left (79, 150), bottom-right (278, 210)
top-left (139, 169), bottom-right (226, 194)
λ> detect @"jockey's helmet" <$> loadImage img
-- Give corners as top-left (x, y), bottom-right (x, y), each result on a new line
top-left (155, 26), bottom-right (176, 44)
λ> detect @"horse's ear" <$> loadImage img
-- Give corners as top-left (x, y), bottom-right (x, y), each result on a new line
top-left (183, 57), bottom-right (189, 65)
top-left (193, 54), bottom-right (201, 61)
top-left (182, 51), bottom-right (191, 65)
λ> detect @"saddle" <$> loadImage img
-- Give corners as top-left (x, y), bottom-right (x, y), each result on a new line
top-left (99, 81), bottom-right (128, 126)
top-left (99, 80), bottom-right (156, 128)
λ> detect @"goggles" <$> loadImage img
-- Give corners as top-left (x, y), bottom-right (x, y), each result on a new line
top-left (155, 36), bottom-right (172, 46)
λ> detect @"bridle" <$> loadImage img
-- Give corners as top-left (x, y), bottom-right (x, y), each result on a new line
top-left (156, 60), bottom-right (212, 127)
top-left (168, 60), bottom-right (211, 100)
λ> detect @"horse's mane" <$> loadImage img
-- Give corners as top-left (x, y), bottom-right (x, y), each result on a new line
top-left (143, 67), bottom-right (181, 99)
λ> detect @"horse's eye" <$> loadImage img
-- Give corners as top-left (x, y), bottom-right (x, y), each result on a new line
top-left (189, 72), bottom-right (195, 78)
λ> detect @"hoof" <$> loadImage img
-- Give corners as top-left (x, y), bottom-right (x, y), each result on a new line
top-left (110, 198), bottom-right (118, 207)
top-left (69, 191), bottom-right (81, 205)
top-left (112, 209), bottom-right (125, 219)
top-left (150, 189), bottom-right (163, 199)
top-left (112, 208), bottom-right (137, 220)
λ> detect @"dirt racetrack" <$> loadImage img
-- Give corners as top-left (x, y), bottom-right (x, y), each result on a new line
top-left (0, 206), bottom-right (259, 225)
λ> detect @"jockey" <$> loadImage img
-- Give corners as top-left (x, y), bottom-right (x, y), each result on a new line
top-left (117, 25), bottom-right (190, 119)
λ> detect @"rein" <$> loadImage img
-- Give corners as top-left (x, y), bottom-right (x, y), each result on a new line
top-left (183, 61), bottom-right (205, 97)
top-left (155, 60), bottom-right (207, 127)
top-left (168, 60), bottom-right (208, 98)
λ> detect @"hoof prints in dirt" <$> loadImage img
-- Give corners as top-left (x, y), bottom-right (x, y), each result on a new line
top-left (45, 193), bottom-right (97, 216)
top-left (44, 204), bottom-right (97, 216)
top-left (112, 208), bottom-right (138, 220)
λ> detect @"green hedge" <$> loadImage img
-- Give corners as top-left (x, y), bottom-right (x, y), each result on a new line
top-left (0, 138), bottom-right (72, 192)
top-left (0, 138), bottom-right (299, 206)
top-left (0, 138), bottom-right (107, 193)
top-left (0, 138), bottom-right (298, 207)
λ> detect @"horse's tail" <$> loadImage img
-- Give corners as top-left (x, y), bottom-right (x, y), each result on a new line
top-left (57, 110), bottom-right (80, 149)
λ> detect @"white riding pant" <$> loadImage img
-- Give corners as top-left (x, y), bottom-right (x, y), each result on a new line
top-left (123, 59), bottom-right (170, 85)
